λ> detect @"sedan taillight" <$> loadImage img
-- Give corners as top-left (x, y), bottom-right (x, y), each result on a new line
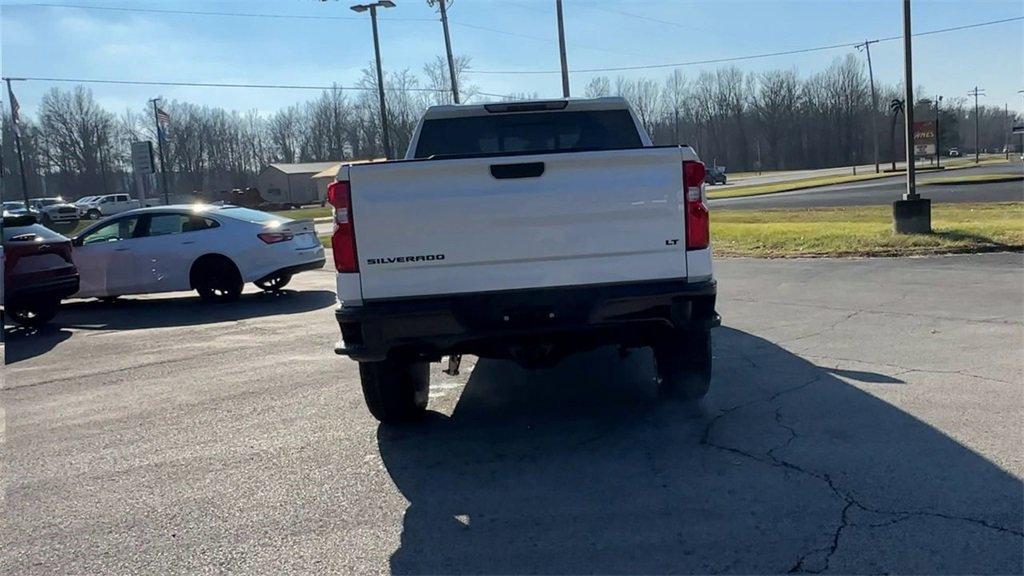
top-left (258, 232), bottom-right (294, 244)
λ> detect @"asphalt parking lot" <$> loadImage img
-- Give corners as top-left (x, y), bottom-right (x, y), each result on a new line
top-left (3, 253), bottom-right (1022, 574)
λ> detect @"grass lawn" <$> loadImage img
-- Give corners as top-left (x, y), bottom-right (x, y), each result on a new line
top-left (271, 206), bottom-right (331, 220)
top-left (708, 172), bottom-right (895, 200)
top-left (712, 202), bottom-right (1024, 257)
top-left (711, 157), bottom-right (1013, 200)
top-left (922, 173), bottom-right (1023, 186)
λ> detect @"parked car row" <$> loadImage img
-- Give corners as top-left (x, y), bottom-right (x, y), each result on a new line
top-left (3, 197), bottom-right (80, 229)
top-left (2, 204), bottom-right (326, 328)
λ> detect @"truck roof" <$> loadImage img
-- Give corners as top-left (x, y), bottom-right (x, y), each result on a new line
top-left (421, 97), bottom-right (631, 120)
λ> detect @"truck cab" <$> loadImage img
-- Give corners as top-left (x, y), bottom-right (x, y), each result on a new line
top-left (329, 97), bottom-right (718, 422)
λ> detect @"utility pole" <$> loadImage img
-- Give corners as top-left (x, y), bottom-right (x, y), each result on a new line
top-left (856, 40), bottom-right (881, 173)
top-left (968, 86), bottom-right (985, 163)
top-left (430, 0), bottom-right (459, 104)
top-left (555, 0), bottom-right (570, 98)
top-left (5, 78), bottom-right (30, 205)
top-left (892, 0), bottom-right (930, 234)
top-left (351, 1), bottom-right (395, 159)
top-left (1005, 102), bottom-right (1009, 160)
top-left (149, 98), bottom-right (170, 205)
top-left (935, 95), bottom-right (942, 169)
top-left (673, 108), bottom-right (679, 145)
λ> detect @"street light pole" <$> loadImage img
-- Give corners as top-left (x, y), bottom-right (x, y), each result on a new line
top-left (901, 0), bottom-right (917, 200)
top-left (352, 1), bottom-right (395, 159)
top-left (892, 0), bottom-right (930, 234)
top-left (556, 0), bottom-right (570, 97)
top-left (857, 39), bottom-right (881, 173)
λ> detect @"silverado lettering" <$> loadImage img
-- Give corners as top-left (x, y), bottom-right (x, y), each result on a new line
top-left (366, 254), bottom-right (445, 265)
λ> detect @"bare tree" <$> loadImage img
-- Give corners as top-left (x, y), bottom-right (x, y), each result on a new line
top-left (584, 76), bottom-right (611, 98)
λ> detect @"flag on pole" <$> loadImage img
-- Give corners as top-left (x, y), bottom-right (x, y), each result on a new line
top-left (7, 85), bottom-right (21, 138)
top-left (156, 106), bottom-right (171, 141)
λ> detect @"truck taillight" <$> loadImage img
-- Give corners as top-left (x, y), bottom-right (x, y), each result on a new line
top-left (327, 180), bottom-right (358, 272)
top-left (683, 161), bottom-right (709, 250)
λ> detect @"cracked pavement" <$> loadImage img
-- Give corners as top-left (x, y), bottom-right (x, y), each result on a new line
top-left (3, 252), bottom-right (1022, 574)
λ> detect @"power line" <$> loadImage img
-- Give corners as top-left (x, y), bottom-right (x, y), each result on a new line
top-left (473, 15), bottom-right (1024, 74)
top-left (451, 21), bottom-right (648, 58)
top-left (18, 2), bottom-right (436, 22)
top-left (20, 1), bottom-right (649, 59)
top-left (1, 76), bottom-right (516, 100)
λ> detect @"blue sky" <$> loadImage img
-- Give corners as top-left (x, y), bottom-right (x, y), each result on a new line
top-left (1, 0), bottom-right (1022, 118)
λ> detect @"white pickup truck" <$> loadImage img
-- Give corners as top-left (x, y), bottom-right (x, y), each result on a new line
top-left (79, 193), bottom-right (141, 220)
top-left (329, 97), bottom-right (719, 422)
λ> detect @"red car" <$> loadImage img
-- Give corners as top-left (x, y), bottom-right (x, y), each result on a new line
top-left (2, 212), bottom-right (80, 327)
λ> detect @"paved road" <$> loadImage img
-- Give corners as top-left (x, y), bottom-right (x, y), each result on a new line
top-left (3, 254), bottom-right (1022, 574)
top-left (712, 162), bottom-right (1023, 210)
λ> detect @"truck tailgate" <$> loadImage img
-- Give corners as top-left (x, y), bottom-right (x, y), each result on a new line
top-left (350, 147), bottom-right (687, 300)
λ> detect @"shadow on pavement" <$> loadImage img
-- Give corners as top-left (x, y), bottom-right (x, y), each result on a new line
top-left (378, 327), bottom-right (1022, 574)
top-left (2, 325), bottom-right (73, 365)
top-left (3, 289), bottom-right (336, 365)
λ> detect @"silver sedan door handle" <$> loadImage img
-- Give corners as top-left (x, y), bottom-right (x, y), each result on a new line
top-left (114, 247), bottom-right (130, 252)
top-left (181, 241), bottom-right (196, 245)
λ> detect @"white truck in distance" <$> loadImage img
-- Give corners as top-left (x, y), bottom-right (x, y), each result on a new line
top-left (80, 194), bottom-right (141, 220)
top-left (329, 97), bottom-right (719, 423)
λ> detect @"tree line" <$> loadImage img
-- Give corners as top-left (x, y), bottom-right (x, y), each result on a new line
top-left (1, 54), bottom-right (1018, 201)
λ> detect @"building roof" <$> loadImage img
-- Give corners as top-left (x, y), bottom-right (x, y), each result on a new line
top-left (266, 161), bottom-right (341, 175)
top-left (312, 164), bottom-right (341, 180)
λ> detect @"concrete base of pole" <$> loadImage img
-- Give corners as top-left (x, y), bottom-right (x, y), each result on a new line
top-left (892, 197), bottom-right (932, 234)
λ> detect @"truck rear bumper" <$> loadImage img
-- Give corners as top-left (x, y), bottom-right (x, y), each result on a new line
top-left (335, 279), bottom-right (719, 363)
top-left (5, 273), bottom-right (80, 304)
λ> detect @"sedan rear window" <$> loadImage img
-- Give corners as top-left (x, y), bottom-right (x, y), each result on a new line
top-left (413, 110), bottom-right (643, 159)
top-left (217, 207), bottom-right (284, 224)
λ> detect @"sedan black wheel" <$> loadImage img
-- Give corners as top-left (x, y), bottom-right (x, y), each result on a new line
top-left (255, 274), bottom-right (292, 292)
top-left (7, 298), bottom-right (60, 328)
top-left (193, 257), bottom-right (244, 303)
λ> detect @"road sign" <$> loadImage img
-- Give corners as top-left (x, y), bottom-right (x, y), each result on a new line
top-left (131, 141), bottom-right (155, 174)
top-left (913, 121), bottom-right (936, 157)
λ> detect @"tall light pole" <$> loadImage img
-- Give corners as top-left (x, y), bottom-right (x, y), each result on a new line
top-left (555, 0), bottom-right (570, 97)
top-left (352, 1), bottom-right (395, 159)
top-left (428, 0), bottom-right (459, 104)
top-left (968, 86), bottom-right (985, 163)
top-left (901, 0), bottom-right (917, 201)
top-left (856, 39), bottom-right (880, 173)
top-left (935, 95), bottom-right (942, 168)
top-left (892, 0), bottom-right (930, 234)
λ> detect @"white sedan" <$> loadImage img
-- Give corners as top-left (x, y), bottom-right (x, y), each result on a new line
top-left (71, 205), bottom-right (325, 302)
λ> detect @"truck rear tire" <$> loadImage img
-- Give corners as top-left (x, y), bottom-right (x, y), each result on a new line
top-left (358, 358), bottom-right (429, 423)
top-left (654, 329), bottom-right (712, 400)
top-left (7, 297), bottom-right (60, 328)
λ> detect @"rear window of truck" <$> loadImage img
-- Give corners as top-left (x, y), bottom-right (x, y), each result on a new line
top-left (413, 110), bottom-right (643, 159)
